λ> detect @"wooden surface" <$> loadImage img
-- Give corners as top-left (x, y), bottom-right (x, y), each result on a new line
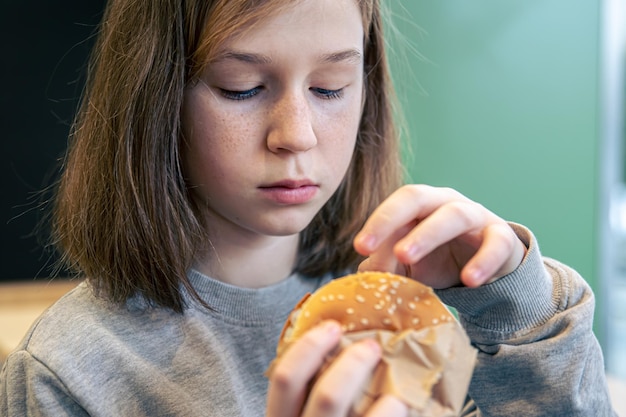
top-left (0, 280), bottom-right (80, 363)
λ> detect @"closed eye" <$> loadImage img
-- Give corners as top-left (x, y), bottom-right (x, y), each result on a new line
top-left (219, 87), bottom-right (262, 100)
top-left (311, 87), bottom-right (344, 100)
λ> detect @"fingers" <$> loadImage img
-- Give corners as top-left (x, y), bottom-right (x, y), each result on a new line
top-left (461, 222), bottom-right (527, 287)
top-left (357, 221), bottom-right (415, 275)
top-left (266, 321), bottom-right (342, 417)
top-left (354, 185), bottom-right (465, 256)
top-left (267, 323), bottom-right (387, 417)
top-left (301, 339), bottom-right (382, 417)
top-left (363, 395), bottom-right (408, 417)
top-left (391, 199), bottom-right (487, 266)
top-left (353, 184), bottom-right (525, 287)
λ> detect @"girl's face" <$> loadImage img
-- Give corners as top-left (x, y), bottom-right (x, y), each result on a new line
top-left (182, 0), bottom-right (364, 240)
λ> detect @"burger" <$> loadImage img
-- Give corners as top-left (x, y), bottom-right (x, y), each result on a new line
top-left (269, 271), bottom-right (477, 417)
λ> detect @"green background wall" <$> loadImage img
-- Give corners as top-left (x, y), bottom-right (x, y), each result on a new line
top-left (388, 2), bottom-right (603, 337)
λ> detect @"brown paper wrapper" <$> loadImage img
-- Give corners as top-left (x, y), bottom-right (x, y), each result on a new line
top-left (269, 321), bottom-right (476, 417)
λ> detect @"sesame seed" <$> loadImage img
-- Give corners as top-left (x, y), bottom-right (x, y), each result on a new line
top-left (346, 308), bottom-right (355, 315)
top-left (337, 294), bottom-right (345, 300)
top-left (396, 297), bottom-right (402, 304)
top-left (432, 318), bottom-right (439, 324)
top-left (361, 318), bottom-right (369, 325)
top-left (356, 295), bottom-right (365, 303)
top-left (408, 302), bottom-right (416, 310)
top-left (382, 318), bottom-right (392, 325)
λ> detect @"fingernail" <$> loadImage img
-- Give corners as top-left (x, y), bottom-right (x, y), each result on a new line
top-left (324, 321), bottom-right (341, 335)
top-left (357, 233), bottom-right (376, 250)
top-left (465, 266), bottom-right (486, 286)
top-left (403, 243), bottom-right (420, 260)
top-left (363, 339), bottom-right (381, 355)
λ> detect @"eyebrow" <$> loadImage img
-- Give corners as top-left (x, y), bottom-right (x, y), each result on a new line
top-left (213, 48), bottom-right (363, 65)
top-left (319, 49), bottom-right (363, 64)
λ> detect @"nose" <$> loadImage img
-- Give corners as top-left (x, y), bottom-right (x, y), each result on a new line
top-left (266, 90), bottom-right (317, 153)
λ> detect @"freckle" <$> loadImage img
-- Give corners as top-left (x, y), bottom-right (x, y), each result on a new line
top-left (356, 295), bottom-right (365, 303)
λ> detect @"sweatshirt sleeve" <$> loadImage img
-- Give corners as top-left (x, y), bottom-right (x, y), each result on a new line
top-left (0, 350), bottom-right (89, 417)
top-left (436, 223), bottom-right (617, 417)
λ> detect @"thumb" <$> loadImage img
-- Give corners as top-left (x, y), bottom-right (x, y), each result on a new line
top-left (356, 240), bottom-right (406, 275)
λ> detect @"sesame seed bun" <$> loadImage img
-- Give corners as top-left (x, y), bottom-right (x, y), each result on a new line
top-left (276, 271), bottom-right (454, 357)
top-left (270, 271), bottom-right (476, 416)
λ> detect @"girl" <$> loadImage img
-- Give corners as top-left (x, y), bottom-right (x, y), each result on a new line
top-left (0, 0), bottom-right (616, 416)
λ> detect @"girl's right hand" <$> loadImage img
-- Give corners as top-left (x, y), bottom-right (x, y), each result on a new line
top-left (266, 321), bottom-right (408, 417)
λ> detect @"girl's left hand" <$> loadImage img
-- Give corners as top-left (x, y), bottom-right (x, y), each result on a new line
top-left (353, 185), bottom-right (527, 289)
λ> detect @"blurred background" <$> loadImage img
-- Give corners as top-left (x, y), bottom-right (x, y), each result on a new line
top-left (387, 0), bottom-right (626, 386)
top-left (1, 0), bottom-right (625, 401)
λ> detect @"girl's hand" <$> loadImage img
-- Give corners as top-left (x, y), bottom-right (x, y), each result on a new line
top-left (353, 185), bottom-right (527, 289)
top-left (266, 321), bottom-right (408, 417)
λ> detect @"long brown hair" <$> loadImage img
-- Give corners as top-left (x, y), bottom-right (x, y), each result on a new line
top-left (52, 0), bottom-right (402, 312)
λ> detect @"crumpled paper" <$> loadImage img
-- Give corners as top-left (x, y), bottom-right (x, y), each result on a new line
top-left (271, 321), bottom-right (476, 416)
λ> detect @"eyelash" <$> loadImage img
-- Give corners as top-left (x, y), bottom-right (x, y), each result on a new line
top-left (220, 87), bottom-right (261, 101)
top-left (312, 88), bottom-right (344, 100)
top-left (219, 87), bottom-right (344, 101)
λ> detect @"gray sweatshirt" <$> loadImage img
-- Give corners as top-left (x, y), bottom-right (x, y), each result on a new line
top-left (0, 225), bottom-right (617, 416)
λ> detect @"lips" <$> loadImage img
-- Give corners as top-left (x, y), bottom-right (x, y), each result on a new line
top-left (258, 179), bottom-right (319, 205)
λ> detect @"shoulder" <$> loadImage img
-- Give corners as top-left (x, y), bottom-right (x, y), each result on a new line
top-left (12, 281), bottom-right (179, 366)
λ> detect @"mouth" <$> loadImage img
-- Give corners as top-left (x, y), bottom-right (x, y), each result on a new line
top-left (258, 179), bottom-right (319, 205)
top-left (260, 179), bottom-right (317, 189)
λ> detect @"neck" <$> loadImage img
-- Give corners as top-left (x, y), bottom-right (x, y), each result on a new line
top-left (193, 233), bottom-right (300, 288)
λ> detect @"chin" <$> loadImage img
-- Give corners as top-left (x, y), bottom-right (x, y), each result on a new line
top-left (256, 213), bottom-right (318, 237)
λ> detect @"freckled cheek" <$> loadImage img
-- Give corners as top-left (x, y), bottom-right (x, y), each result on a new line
top-left (317, 104), bottom-right (361, 152)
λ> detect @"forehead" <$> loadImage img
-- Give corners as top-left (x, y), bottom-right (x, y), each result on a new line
top-left (190, 0), bottom-right (368, 67)
top-left (219, 0), bottom-right (364, 56)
